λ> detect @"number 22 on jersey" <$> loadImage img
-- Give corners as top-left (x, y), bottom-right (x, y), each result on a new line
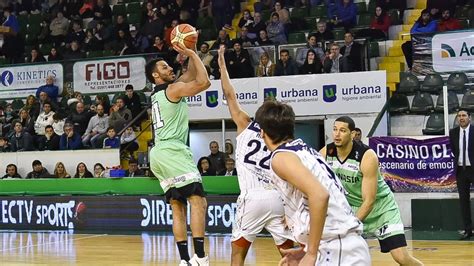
top-left (243, 139), bottom-right (271, 170)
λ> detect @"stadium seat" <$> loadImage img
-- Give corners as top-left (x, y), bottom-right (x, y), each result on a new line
top-left (358, 13), bottom-right (372, 26)
top-left (288, 32), bottom-right (306, 44)
top-left (455, 5), bottom-right (470, 18)
top-left (368, 41), bottom-right (379, 58)
top-left (11, 99), bottom-right (24, 111)
top-left (388, 93), bottom-right (410, 114)
top-left (103, 50), bottom-right (115, 57)
top-left (422, 113), bottom-right (445, 135)
top-left (18, 14), bottom-right (28, 27)
top-left (198, 28), bottom-right (217, 43)
top-left (254, 1), bottom-right (265, 13)
top-left (421, 73), bottom-right (443, 94)
top-left (0, 58), bottom-right (7, 66)
top-left (127, 13), bottom-right (142, 25)
top-left (24, 34), bottom-right (37, 45)
top-left (304, 17), bottom-right (317, 30)
top-left (309, 5), bottom-right (326, 18)
top-left (126, 2), bottom-right (142, 14)
top-left (196, 16), bottom-right (213, 30)
top-left (26, 23), bottom-right (41, 35)
top-left (39, 43), bottom-right (53, 55)
top-left (87, 50), bottom-right (104, 58)
top-left (447, 72), bottom-right (468, 93)
top-left (355, 2), bottom-right (367, 13)
top-left (388, 9), bottom-right (400, 25)
top-left (290, 7), bottom-right (308, 19)
top-left (435, 91), bottom-right (459, 113)
top-left (469, 8), bottom-right (474, 28)
top-left (410, 91), bottom-right (434, 114)
top-left (28, 14), bottom-right (43, 25)
top-left (459, 18), bottom-right (469, 29)
top-left (461, 90), bottom-right (474, 112)
top-left (367, 0), bottom-right (376, 13)
top-left (261, 9), bottom-right (272, 22)
top-left (113, 4), bottom-right (127, 16)
top-left (398, 72), bottom-right (420, 94)
top-left (333, 28), bottom-right (346, 40)
top-left (137, 91), bottom-right (148, 105)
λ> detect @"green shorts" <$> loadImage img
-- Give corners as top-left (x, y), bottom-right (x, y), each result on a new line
top-left (150, 140), bottom-right (201, 193)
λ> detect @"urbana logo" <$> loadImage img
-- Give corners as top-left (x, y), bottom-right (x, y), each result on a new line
top-left (206, 91), bottom-right (218, 108)
top-left (0, 70), bottom-right (14, 87)
top-left (263, 88), bottom-right (277, 100)
top-left (441, 43), bottom-right (456, 58)
top-left (323, 85), bottom-right (337, 102)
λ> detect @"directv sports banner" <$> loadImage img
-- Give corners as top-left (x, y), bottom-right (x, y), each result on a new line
top-left (412, 29), bottom-right (474, 75)
top-left (187, 71), bottom-right (386, 120)
top-left (73, 57), bottom-right (146, 93)
top-left (369, 136), bottom-right (457, 192)
top-left (0, 63), bottom-right (63, 99)
top-left (0, 195), bottom-right (237, 232)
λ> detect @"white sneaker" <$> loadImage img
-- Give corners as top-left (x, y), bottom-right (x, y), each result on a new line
top-left (178, 260), bottom-right (190, 266)
top-left (189, 254), bottom-right (209, 266)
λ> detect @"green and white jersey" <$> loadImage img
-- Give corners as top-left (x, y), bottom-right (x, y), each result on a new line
top-left (325, 141), bottom-right (392, 208)
top-left (151, 84), bottom-right (189, 144)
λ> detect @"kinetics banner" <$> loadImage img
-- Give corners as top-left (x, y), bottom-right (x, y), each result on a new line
top-left (73, 57), bottom-right (146, 93)
top-left (0, 195), bottom-right (238, 232)
top-left (187, 71), bottom-right (387, 121)
top-left (0, 63), bottom-right (63, 99)
top-left (369, 136), bottom-right (456, 192)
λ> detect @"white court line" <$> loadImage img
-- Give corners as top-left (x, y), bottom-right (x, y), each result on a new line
top-left (0, 233), bottom-right (107, 252)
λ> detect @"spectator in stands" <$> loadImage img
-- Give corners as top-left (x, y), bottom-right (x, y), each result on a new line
top-left (93, 163), bottom-right (105, 177)
top-left (331, 0), bottom-right (357, 30)
top-left (438, 9), bottom-right (462, 32)
top-left (120, 126), bottom-right (138, 159)
top-left (353, 127), bottom-right (363, 144)
top-left (313, 20), bottom-right (334, 43)
top-left (50, 0), bottom-right (68, 17)
top-left (255, 29), bottom-right (274, 46)
top-left (449, 109), bottom-right (474, 240)
top-left (197, 42), bottom-right (213, 70)
top-left (238, 9), bottom-right (254, 28)
top-left (124, 85), bottom-right (142, 127)
top-left (60, 122), bottom-right (83, 150)
top-left (36, 76), bottom-right (59, 103)
top-left (79, 0), bottom-right (94, 18)
top-left (218, 157), bottom-right (237, 176)
top-left (47, 47), bottom-right (64, 62)
top-left (401, 9), bottom-right (437, 70)
top-left (49, 11), bottom-right (69, 47)
top-left (95, 20), bottom-right (113, 46)
top-left (225, 138), bottom-right (234, 158)
top-left (247, 12), bottom-right (267, 39)
top-left (295, 34), bottom-right (325, 66)
top-left (267, 12), bottom-right (287, 45)
top-left (112, 15), bottom-right (130, 37)
top-left (82, 104), bottom-right (108, 148)
top-left (429, 6), bottom-right (441, 20)
top-left (256, 51), bottom-right (276, 77)
top-left (54, 162), bottom-right (71, 178)
top-left (274, 49), bottom-right (299, 76)
top-left (66, 20), bottom-right (86, 45)
top-left (103, 126), bottom-right (120, 149)
top-left (34, 102), bottom-right (55, 137)
top-left (84, 29), bottom-right (104, 51)
top-left (24, 95), bottom-right (40, 120)
top-left (237, 26), bottom-right (256, 47)
top-left (370, 6), bottom-right (391, 35)
top-left (340, 32), bottom-right (363, 71)
top-left (299, 49), bottom-right (323, 74)
top-left (52, 113), bottom-right (66, 135)
top-left (144, 2), bottom-right (156, 21)
top-left (26, 47), bottom-right (46, 63)
top-left (63, 40), bottom-right (86, 60)
top-left (2, 104), bottom-right (16, 134)
top-left (91, 0), bottom-right (112, 27)
top-left (145, 35), bottom-right (169, 56)
top-left (142, 9), bottom-right (164, 43)
top-left (38, 125), bottom-right (60, 151)
top-left (210, 29), bottom-right (232, 50)
top-left (74, 162), bottom-right (93, 178)
top-left (377, 0), bottom-right (406, 20)
top-left (110, 29), bottom-right (134, 55)
top-left (95, 94), bottom-right (111, 115)
top-left (227, 40), bottom-right (254, 78)
top-left (208, 140), bottom-right (226, 174)
top-left (10, 120), bottom-right (34, 152)
top-left (197, 156), bottom-right (216, 176)
top-left (126, 159), bottom-right (144, 177)
top-left (2, 164), bottom-right (21, 179)
top-left (129, 25), bottom-right (150, 54)
top-left (158, 5), bottom-right (173, 30)
top-left (26, 160), bottom-right (52, 178)
top-left (38, 91), bottom-right (58, 112)
top-left (2, 7), bottom-right (23, 64)
top-left (0, 137), bottom-right (11, 152)
top-left (18, 109), bottom-right (34, 136)
top-left (323, 43), bottom-right (349, 73)
top-left (66, 0), bottom-right (82, 19)
top-left (273, 1), bottom-right (290, 25)
top-left (67, 102), bottom-right (93, 136)
top-left (109, 97), bottom-right (132, 133)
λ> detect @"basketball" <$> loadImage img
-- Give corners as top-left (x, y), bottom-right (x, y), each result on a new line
top-left (170, 24), bottom-right (198, 49)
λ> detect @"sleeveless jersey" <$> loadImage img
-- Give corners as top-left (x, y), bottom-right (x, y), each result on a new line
top-left (325, 141), bottom-right (392, 207)
top-left (151, 86), bottom-right (189, 143)
top-left (235, 121), bottom-right (273, 191)
top-left (271, 139), bottom-right (362, 244)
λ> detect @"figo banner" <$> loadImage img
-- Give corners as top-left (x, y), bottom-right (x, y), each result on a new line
top-left (0, 63), bottom-right (63, 99)
top-left (369, 136), bottom-right (456, 192)
top-left (73, 56), bottom-right (146, 93)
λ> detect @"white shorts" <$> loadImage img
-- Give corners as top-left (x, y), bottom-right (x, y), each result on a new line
top-left (316, 232), bottom-right (371, 266)
top-left (231, 189), bottom-right (293, 245)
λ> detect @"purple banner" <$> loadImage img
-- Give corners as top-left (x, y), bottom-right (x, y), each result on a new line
top-left (369, 136), bottom-right (456, 192)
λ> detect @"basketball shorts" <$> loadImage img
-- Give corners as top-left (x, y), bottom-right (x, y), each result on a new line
top-left (231, 189), bottom-right (293, 245)
top-left (316, 232), bottom-right (371, 266)
top-left (150, 140), bottom-right (202, 193)
top-left (355, 193), bottom-right (407, 253)
top-left (165, 182), bottom-right (206, 204)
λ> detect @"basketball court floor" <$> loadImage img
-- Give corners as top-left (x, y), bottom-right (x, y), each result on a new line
top-left (0, 230), bottom-right (472, 265)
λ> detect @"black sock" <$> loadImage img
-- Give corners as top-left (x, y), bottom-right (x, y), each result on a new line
top-left (176, 241), bottom-right (190, 261)
top-left (193, 237), bottom-right (205, 258)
